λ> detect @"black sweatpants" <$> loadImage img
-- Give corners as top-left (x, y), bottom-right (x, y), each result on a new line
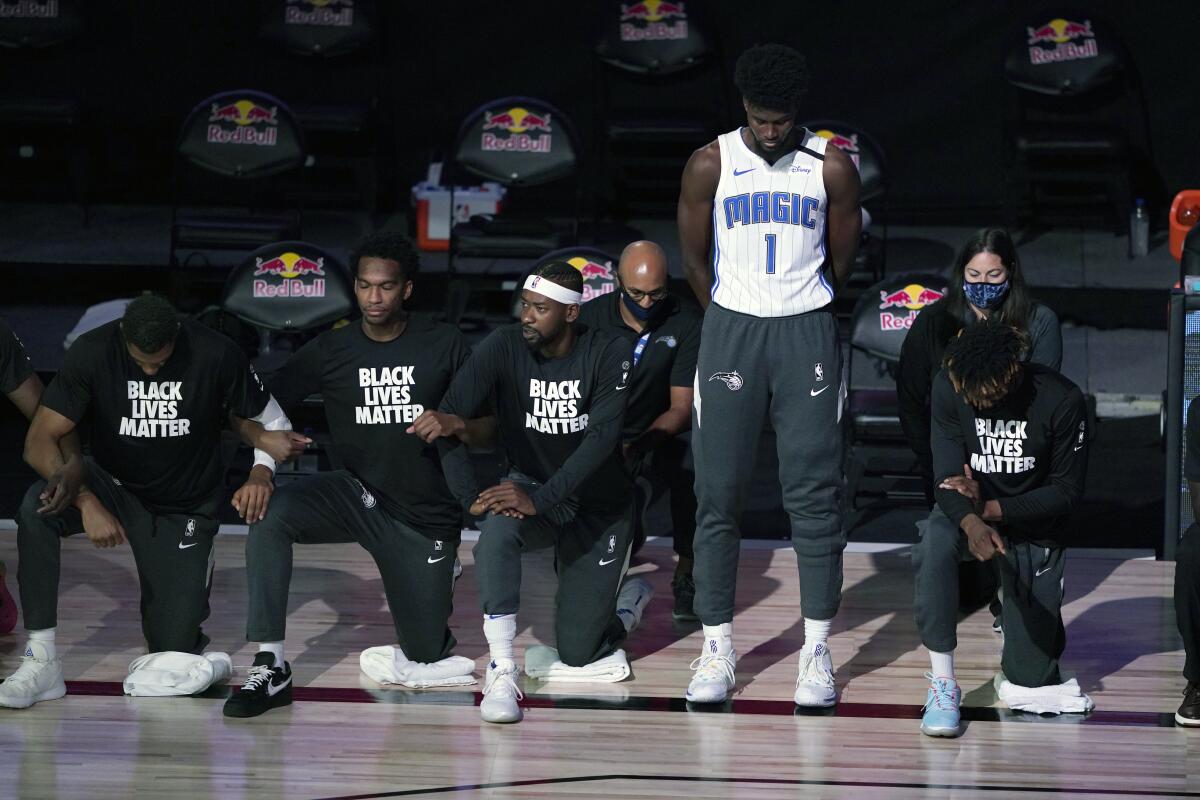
top-left (245, 471), bottom-right (457, 663)
top-left (692, 302), bottom-right (845, 624)
top-left (473, 478), bottom-right (633, 667)
top-left (1175, 523), bottom-right (1200, 684)
top-left (913, 506), bottom-right (1067, 688)
top-left (632, 435), bottom-right (696, 560)
top-left (17, 460), bottom-right (217, 654)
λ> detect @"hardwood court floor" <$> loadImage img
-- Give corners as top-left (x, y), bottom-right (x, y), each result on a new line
top-left (0, 528), bottom-right (1195, 799)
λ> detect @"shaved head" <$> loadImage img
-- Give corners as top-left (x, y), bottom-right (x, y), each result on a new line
top-left (618, 240), bottom-right (669, 288)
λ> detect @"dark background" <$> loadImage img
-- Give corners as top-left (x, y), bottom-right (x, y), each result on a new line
top-left (2, 0), bottom-right (1195, 219)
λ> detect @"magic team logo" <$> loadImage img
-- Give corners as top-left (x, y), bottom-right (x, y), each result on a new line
top-left (481, 107), bottom-right (553, 154)
top-left (619, 0), bottom-right (688, 42)
top-left (207, 99), bottom-right (279, 146)
top-left (252, 252), bottom-right (327, 298)
top-left (814, 129), bottom-right (861, 170)
top-left (877, 283), bottom-right (945, 331)
top-left (708, 371), bottom-right (743, 391)
top-left (285, 0), bottom-right (354, 27)
top-left (1027, 18), bottom-right (1098, 65)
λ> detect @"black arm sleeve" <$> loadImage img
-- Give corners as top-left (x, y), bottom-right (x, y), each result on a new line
top-left (897, 313), bottom-right (934, 476)
top-left (266, 336), bottom-right (325, 413)
top-left (220, 340), bottom-right (271, 419)
top-left (437, 330), bottom-right (505, 509)
top-left (996, 388), bottom-right (1089, 523)
top-left (40, 337), bottom-right (95, 424)
top-left (931, 370), bottom-right (976, 528)
top-left (530, 337), bottom-right (629, 514)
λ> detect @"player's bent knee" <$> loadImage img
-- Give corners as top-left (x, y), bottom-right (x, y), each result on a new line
top-left (16, 480), bottom-right (51, 526)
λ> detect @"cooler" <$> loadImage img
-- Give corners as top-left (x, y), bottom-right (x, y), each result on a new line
top-left (412, 181), bottom-right (506, 251)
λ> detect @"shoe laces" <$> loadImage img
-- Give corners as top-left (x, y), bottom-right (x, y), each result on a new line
top-left (6, 656), bottom-right (50, 688)
top-left (485, 666), bottom-right (523, 701)
top-left (797, 650), bottom-right (834, 688)
top-left (689, 653), bottom-right (735, 685)
top-left (239, 665), bottom-right (275, 692)
top-left (924, 672), bottom-right (958, 711)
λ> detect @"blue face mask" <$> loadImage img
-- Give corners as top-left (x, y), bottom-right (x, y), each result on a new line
top-left (621, 289), bottom-right (665, 323)
top-left (963, 279), bottom-right (1010, 310)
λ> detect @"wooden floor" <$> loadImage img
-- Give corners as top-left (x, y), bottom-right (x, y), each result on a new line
top-left (0, 527), bottom-right (1196, 799)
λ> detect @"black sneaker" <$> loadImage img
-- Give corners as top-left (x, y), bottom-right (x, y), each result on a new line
top-left (223, 652), bottom-right (293, 718)
top-left (1177, 683), bottom-right (1200, 727)
top-left (672, 573), bottom-right (699, 622)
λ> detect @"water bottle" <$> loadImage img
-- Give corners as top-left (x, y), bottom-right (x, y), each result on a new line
top-left (1129, 197), bottom-right (1150, 258)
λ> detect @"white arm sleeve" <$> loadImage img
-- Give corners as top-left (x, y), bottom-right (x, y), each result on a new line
top-left (250, 395), bottom-right (292, 473)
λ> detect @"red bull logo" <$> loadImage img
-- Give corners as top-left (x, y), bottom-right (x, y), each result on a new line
top-left (207, 99), bottom-right (279, 146)
top-left (567, 256), bottom-right (616, 302)
top-left (252, 252), bottom-right (326, 298)
top-left (1026, 18), bottom-right (1098, 65)
top-left (814, 129), bottom-right (861, 170)
top-left (285, 0), bottom-right (354, 27)
top-left (0, 0), bottom-right (58, 18)
top-left (877, 283), bottom-right (944, 330)
top-left (481, 107), bottom-right (553, 154)
top-left (620, 0), bottom-right (688, 42)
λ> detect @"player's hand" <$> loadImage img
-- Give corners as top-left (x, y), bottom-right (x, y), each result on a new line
top-left (407, 411), bottom-right (466, 443)
top-left (255, 431), bottom-right (311, 463)
top-left (37, 456), bottom-right (86, 516)
top-left (475, 481), bottom-right (536, 519)
top-left (962, 516), bottom-right (1006, 561)
top-left (78, 493), bottom-right (126, 549)
top-left (232, 465), bottom-right (274, 523)
top-left (939, 464), bottom-right (982, 512)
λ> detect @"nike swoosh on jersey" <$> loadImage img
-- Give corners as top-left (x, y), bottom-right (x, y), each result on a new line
top-left (599, 557), bottom-right (618, 566)
top-left (1035, 566), bottom-right (1054, 577)
top-left (178, 542), bottom-right (199, 550)
top-left (810, 386), bottom-right (830, 396)
top-left (427, 556), bottom-right (447, 564)
top-left (733, 167), bottom-right (755, 176)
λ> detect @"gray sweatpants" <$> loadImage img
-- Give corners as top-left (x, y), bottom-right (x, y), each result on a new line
top-left (692, 302), bottom-right (845, 624)
top-left (17, 460), bottom-right (217, 654)
top-left (245, 471), bottom-right (458, 663)
top-left (474, 475), bottom-right (633, 667)
top-left (913, 506), bottom-right (1067, 688)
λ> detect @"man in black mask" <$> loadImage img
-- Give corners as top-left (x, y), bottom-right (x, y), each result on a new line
top-left (577, 241), bottom-right (702, 620)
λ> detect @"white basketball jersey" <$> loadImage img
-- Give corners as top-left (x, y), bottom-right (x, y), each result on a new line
top-left (710, 128), bottom-right (832, 317)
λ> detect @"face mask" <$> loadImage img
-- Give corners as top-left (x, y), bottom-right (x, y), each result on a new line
top-left (963, 279), bottom-right (1010, 310)
top-left (621, 289), bottom-right (665, 323)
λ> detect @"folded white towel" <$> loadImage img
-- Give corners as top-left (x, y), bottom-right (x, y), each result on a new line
top-left (995, 673), bottom-right (1094, 714)
top-left (523, 645), bottom-right (630, 683)
top-left (359, 645), bottom-right (476, 688)
top-left (123, 651), bottom-right (232, 697)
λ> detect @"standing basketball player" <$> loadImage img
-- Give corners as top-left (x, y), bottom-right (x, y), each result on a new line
top-left (677, 44), bottom-right (861, 706)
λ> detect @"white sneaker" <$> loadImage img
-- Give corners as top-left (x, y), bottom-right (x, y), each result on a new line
top-left (793, 642), bottom-right (837, 707)
top-left (686, 650), bottom-right (737, 704)
top-left (0, 642), bottom-right (66, 709)
top-left (480, 659), bottom-right (523, 724)
top-left (615, 576), bottom-right (654, 633)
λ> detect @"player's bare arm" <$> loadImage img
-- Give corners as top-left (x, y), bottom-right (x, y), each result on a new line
top-left (678, 142), bottom-right (721, 309)
top-left (821, 143), bottom-right (862, 295)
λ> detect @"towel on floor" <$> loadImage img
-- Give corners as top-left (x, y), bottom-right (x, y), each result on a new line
top-left (523, 645), bottom-right (630, 683)
top-left (124, 651), bottom-right (232, 697)
top-left (995, 673), bottom-right (1094, 714)
top-left (359, 645), bottom-right (476, 688)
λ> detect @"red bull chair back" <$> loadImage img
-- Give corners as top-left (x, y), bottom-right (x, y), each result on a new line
top-left (509, 247), bottom-right (619, 318)
top-left (178, 90), bottom-right (305, 178)
top-left (258, 0), bottom-right (375, 57)
top-left (0, 0), bottom-right (81, 47)
top-left (447, 96), bottom-right (581, 277)
top-left (844, 272), bottom-right (948, 508)
top-left (222, 240), bottom-right (354, 334)
top-left (1001, 12), bottom-right (1153, 232)
top-left (593, 1), bottom-right (729, 216)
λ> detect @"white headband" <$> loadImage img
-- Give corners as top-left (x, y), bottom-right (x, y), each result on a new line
top-left (523, 274), bottom-right (582, 305)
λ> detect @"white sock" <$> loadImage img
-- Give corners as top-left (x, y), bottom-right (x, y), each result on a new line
top-left (802, 618), bottom-right (832, 653)
top-left (255, 642), bottom-right (284, 667)
top-left (27, 628), bottom-right (55, 660)
top-left (929, 650), bottom-right (955, 680)
top-left (701, 623), bottom-right (733, 658)
top-left (483, 614), bottom-right (517, 666)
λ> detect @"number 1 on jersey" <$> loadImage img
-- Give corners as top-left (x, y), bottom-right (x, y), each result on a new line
top-left (764, 233), bottom-right (777, 274)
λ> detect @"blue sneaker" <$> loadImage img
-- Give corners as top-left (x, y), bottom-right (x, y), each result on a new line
top-left (920, 672), bottom-right (962, 737)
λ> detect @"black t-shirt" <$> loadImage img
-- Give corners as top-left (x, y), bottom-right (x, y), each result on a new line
top-left (41, 320), bottom-right (270, 513)
top-left (268, 315), bottom-right (469, 539)
top-left (576, 293), bottom-right (701, 439)
top-left (932, 363), bottom-right (1088, 542)
top-left (0, 317), bottom-right (33, 395)
top-left (438, 323), bottom-right (630, 514)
